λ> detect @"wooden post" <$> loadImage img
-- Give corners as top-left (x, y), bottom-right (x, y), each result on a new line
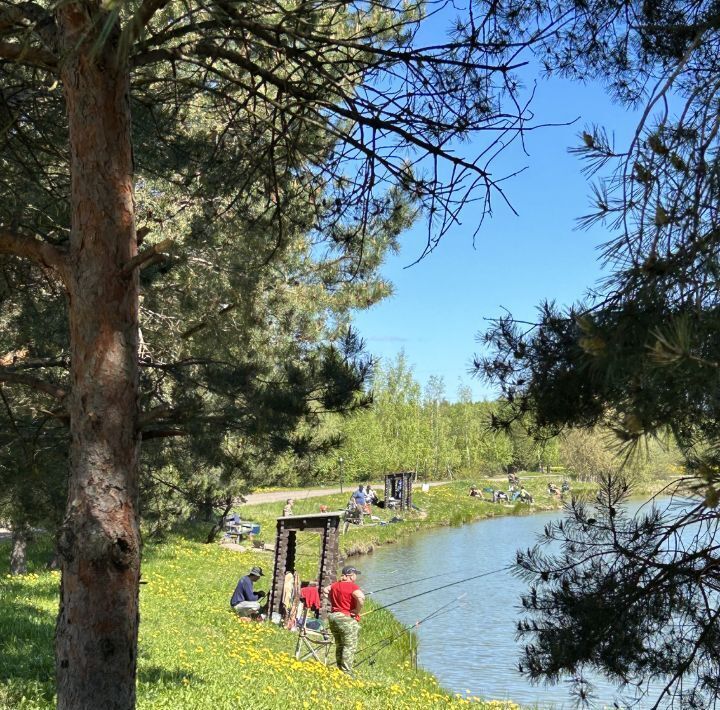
top-left (268, 513), bottom-right (341, 621)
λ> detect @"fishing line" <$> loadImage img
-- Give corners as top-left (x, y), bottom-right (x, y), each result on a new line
top-left (367, 559), bottom-right (521, 595)
top-left (353, 594), bottom-right (466, 668)
top-left (353, 611), bottom-right (449, 668)
top-left (325, 594), bottom-right (463, 669)
top-left (360, 594), bottom-right (462, 655)
top-left (362, 565), bottom-right (511, 616)
top-left (368, 566), bottom-right (474, 595)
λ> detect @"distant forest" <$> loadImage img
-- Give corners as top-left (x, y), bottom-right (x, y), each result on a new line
top-left (272, 353), bottom-right (683, 487)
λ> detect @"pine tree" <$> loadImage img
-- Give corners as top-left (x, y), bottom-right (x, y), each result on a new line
top-left (0, 1), bottom-right (539, 705)
top-left (479, 1), bottom-right (720, 705)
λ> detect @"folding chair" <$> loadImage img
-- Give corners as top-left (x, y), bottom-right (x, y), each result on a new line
top-left (294, 621), bottom-right (333, 664)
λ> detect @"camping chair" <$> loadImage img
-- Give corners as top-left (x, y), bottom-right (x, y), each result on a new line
top-left (343, 503), bottom-right (363, 533)
top-left (294, 611), bottom-right (332, 665)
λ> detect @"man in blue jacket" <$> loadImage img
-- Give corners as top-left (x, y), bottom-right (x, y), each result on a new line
top-left (230, 565), bottom-right (266, 617)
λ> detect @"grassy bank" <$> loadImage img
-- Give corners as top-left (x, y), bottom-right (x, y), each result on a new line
top-left (235, 475), bottom-right (594, 559)
top-left (1, 473), bottom-right (674, 709)
top-left (1, 528), bottom-right (519, 709)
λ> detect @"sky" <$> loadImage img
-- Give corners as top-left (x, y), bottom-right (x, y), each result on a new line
top-left (352, 68), bottom-right (639, 402)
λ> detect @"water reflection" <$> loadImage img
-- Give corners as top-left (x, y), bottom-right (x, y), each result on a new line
top-left (359, 502), bottom-right (674, 708)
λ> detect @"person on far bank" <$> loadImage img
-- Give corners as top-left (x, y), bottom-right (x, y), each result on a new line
top-left (351, 484), bottom-right (366, 509)
top-left (324, 565), bottom-right (365, 675)
top-left (349, 485), bottom-right (367, 523)
top-left (230, 565), bottom-right (266, 618)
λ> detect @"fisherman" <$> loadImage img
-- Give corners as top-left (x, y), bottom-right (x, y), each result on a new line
top-left (493, 489), bottom-right (509, 503)
top-left (323, 565), bottom-right (365, 675)
top-left (230, 565), bottom-right (266, 618)
top-left (350, 484), bottom-right (366, 509)
top-left (348, 485), bottom-right (367, 524)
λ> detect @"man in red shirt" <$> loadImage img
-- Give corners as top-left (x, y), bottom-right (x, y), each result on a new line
top-left (323, 565), bottom-right (365, 675)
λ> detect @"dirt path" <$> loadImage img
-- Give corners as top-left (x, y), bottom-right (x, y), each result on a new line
top-left (242, 480), bottom-right (449, 505)
top-left (0, 487), bottom-right (409, 540)
top-left (0, 478), bottom-right (549, 536)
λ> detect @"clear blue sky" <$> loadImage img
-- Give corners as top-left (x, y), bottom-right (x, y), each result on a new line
top-left (352, 71), bottom-right (638, 402)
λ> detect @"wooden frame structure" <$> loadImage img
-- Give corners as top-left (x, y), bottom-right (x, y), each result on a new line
top-left (268, 512), bottom-right (341, 620)
top-left (384, 471), bottom-right (413, 510)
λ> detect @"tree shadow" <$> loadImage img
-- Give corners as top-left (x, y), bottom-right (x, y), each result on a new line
top-left (0, 599), bottom-right (55, 695)
top-left (137, 664), bottom-right (203, 686)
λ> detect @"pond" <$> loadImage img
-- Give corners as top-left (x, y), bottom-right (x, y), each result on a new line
top-left (358, 500), bottom-right (672, 708)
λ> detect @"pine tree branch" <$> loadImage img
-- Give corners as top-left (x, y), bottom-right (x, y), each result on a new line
top-left (121, 238), bottom-right (172, 275)
top-left (145, 470), bottom-right (192, 497)
top-left (0, 40), bottom-right (57, 71)
top-left (0, 356), bottom-right (69, 370)
top-left (119, 0), bottom-right (173, 57)
top-left (140, 40), bottom-right (493, 179)
top-left (141, 428), bottom-right (187, 440)
top-left (0, 371), bottom-right (67, 400)
top-left (137, 406), bottom-right (172, 429)
top-left (0, 2), bottom-right (53, 36)
top-left (0, 228), bottom-right (68, 280)
top-left (180, 303), bottom-right (237, 339)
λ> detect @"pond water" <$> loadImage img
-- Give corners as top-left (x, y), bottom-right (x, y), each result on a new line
top-left (358, 501), bottom-right (672, 709)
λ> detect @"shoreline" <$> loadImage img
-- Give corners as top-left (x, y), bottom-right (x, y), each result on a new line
top-left (0, 475), bottom-right (682, 710)
top-left (334, 477), bottom-right (679, 559)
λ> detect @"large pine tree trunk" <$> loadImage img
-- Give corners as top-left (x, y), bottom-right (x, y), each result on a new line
top-left (55, 5), bottom-right (140, 709)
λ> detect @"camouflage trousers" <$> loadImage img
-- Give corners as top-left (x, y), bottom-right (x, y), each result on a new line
top-left (328, 612), bottom-right (360, 674)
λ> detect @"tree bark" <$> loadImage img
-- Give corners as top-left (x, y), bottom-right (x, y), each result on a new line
top-left (10, 526), bottom-right (29, 575)
top-left (54, 5), bottom-right (140, 709)
top-left (202, 492), bottom-right (214, 522)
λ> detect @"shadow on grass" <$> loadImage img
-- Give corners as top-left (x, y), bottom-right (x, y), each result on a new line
top-left (0, 600), bottom-right (55, 693)
top-left (138, 665), bottom-right (203, 686)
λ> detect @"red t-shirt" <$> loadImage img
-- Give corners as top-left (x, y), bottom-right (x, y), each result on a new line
top-left (329, 580), bottom-right (360, 620)
top-left (300, 585), bottom-right (321, 611)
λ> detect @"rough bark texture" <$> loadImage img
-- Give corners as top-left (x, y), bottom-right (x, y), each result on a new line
top-left (10, 527), bottom-right (28, 575)
top-left (54, 4), bottom-right (141, 709)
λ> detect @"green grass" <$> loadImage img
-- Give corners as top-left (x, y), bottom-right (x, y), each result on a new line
top-left (1, 529), bottom-right (520, 709)
top-left (234, 476), bottom-right (586, 559)
top-left (0, 472), bottom-right (673, 709)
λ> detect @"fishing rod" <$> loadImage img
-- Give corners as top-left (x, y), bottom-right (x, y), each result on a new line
top-left (354, 593), bottom-right (467, 668)
top-left (362, 564), bottom-right (511, 617)
top-left (367, 567), bottom-right (472, 595)
top-left (354, 606), bottom-right (458, 669)
top-left (325, 594), bottom-right (464, 670)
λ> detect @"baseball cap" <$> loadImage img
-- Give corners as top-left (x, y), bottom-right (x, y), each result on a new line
top-left (341, 565), bottom-right (360, 575)
top-left (248, 566), bottom-right (264, 577)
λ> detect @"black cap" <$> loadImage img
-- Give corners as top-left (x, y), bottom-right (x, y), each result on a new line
top-left (248, 566), bottom-right (264, 577)
top-left (341, 565), bottom-right (360, 575)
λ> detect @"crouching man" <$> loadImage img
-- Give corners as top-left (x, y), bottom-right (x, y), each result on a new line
top-left (230, 565), bottom-right (266, 618)
top-left (323, 565), bottom-right (365, 675)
